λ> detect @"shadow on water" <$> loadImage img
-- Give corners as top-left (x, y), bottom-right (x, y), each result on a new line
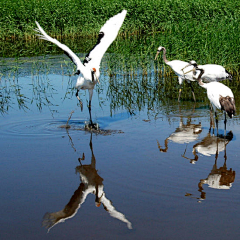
top-left (42, 132), bottom-right (132, 232)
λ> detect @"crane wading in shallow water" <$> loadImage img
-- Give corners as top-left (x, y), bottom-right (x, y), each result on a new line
top-left (35, 10), bottom-right (127, 128)
top-left (154, 46), bottom-right (197, 102)
top-left (195, 67), bottom-right (235, 135)
top-left (182, 60), bottom-right (232, 82)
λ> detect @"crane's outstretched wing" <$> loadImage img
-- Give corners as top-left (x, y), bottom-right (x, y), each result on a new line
top-left (35, 21), bottom-right (88, 76)
top-left (83, 10), bottom-right (127, 69)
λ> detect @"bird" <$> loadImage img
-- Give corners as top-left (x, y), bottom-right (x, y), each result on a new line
top-left (182, 60), bottom-right (232, 82)
top-left (35, 10), bottom-right (127, 128)
top-left (154, 46), bottom-right (197, 102)
top-left (195, 67), bottom-right (235, 135)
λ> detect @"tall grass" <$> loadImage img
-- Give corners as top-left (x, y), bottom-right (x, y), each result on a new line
top-left (0, 0), bottom-right (239, 73)
top-left (0, 0), bottom-right (239, 38)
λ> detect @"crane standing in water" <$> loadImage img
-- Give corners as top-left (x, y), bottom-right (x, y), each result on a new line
top-left (195, 67), bottom-right (235, 135)
top-left (154, 46), bottom-right (197, 102)
top-left (35, 10), bottom-right (127, 128)
top-left (182, 60), bottom-right (232, 82)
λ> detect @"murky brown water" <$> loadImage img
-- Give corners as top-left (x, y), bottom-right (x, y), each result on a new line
top-left (1, 55), bottom-right (240, 240)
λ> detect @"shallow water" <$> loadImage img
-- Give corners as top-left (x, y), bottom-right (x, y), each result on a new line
top-left (1, 55), bottom-right (240, 240)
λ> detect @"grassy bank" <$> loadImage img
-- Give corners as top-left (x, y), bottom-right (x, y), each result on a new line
top-left (0, 0), bottom-right (239, 38)
top-left (0, 0), bottom-right (239, 74)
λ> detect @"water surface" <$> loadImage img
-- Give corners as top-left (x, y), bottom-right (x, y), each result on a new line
top-left (1, 55), bottom-right (240, 240)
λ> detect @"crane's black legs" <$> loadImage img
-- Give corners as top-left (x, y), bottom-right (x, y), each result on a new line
top-left (224, 112), bottom-right (227, 136)
top-left (76, 90), bottom-right (83, 111)
top-left (215, 112), bottom-right (219, 135)
top-left (178, 83), bottom-right (196, 102)
top-left (76, 90), bottom-right (98, 130)
top-left (88, 100), bottom-right (93, 126)
top-left (178, 87), bottom-right (182, 102)
top-left (209, 106), bottom-right (215, 134)
top-left (189, 82), bottom-right (196, 102)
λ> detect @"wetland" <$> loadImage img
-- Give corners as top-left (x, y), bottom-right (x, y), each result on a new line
top-left (1, 50), bottom-right (240, 239)
top-left (1, 0), bottom-right (240, 239)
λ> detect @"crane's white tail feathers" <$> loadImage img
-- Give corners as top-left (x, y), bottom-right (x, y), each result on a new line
top-left (219, 96), bottom-right (236, 118)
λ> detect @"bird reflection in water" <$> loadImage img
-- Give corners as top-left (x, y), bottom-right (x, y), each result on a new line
top-left (182, 130), bottom-right (233, 164)
top-left (185, 131), bottom-right (235, 201)
top-left (42, 133), bottom-right (132, 232)
top-left (157, 117), bottom-right (202, 153)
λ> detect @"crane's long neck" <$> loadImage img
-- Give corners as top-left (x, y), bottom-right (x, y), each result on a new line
top-left (196, 68), bottom-right (207, 89)
top-left (162, 47), bottom-right (169, 64)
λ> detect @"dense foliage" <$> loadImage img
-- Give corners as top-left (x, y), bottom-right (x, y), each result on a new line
top-left (0, 0), bottom-right (239, 73)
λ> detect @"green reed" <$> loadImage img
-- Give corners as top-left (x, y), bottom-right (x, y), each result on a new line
top-left (0, 0), bottom-right (238, 38)
top-left (0, 0), bottom-right (239, 74)
top-left (0, 54), bottom-right (239, 117)
top-left (0, 0), bottom-right (239, 114)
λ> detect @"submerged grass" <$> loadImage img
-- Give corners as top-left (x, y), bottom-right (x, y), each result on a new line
top-left (1, 54), bottom-right (240, 117)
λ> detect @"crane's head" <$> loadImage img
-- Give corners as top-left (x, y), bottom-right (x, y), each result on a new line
top-left (91, 68), bottom-right (100, 84)
top-left (189, 60), bottom-right (198, 67)
top-left (157, 46), bottom-right (164, 52)
top-left (154, 46), bottom-right (165, 60)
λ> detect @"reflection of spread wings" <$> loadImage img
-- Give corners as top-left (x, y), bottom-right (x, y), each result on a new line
top-left (101, 194), bottom-right (132, 229)
top-left (42, 183), bottom-right (92, 232)
top-left (43, 131), bottom-right (132, 232)
top-left (42, 183), bottom-right (132, 231)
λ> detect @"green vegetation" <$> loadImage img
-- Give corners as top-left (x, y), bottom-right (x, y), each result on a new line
top-left (1, 55), bottom-right (240, 116)
top-left (0, 0), bottom-right (239, 74)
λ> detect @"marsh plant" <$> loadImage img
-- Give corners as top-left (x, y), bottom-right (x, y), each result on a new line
top-left (0, 0), bottom-right (239, 74)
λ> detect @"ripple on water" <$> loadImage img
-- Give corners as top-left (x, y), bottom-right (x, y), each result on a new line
top-left (0, 118), bottom-right (125, 139)
top-left (0, 118), bottom-right (87, 139)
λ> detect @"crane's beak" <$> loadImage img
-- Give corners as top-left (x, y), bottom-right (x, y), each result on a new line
top-left (154, 51), bottom-right (160, 60)
top-left (181, 63), bottom-right (193, 74)
top-left (94, 72), bottom-right (100, 84)
top-left (184, 69), bottom-right (195, 75)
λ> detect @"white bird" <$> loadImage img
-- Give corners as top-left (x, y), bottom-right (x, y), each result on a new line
top-left (195, 67), bottom-right (235, 134)
top-left (154, 46), bottom-right (197, 102)
top-left (182, 60), bottom-right (233, 82)
top-left (35, 10), bottom-right (127, 127)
